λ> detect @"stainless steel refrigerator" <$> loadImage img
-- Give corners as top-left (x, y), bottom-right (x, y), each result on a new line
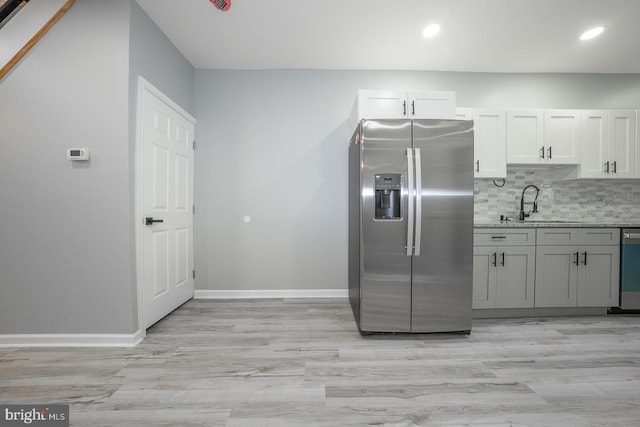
top-left (348, 119), bottom-right (474, 334)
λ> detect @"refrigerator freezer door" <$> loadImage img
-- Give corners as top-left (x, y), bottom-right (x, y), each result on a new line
top-left (360, 120), bottom-right (413, 332)
top-left (410, 120), bottom-right (474, 332)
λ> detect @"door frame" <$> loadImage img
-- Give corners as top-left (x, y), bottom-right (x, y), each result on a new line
top-left (134, 76), bottom-right (196, 336)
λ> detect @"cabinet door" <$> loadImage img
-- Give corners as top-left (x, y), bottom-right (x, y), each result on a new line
top-left (408, 91), bottom-right (455, 119)
top-left (357, 90), bottom-right (408, 119)
top-left (476, 110), bottom-right (507, 178)
top-left (609, 111), bottom-right (636, 178)
top-left (535, 246), bottom-right (578, 307)
top-left (473, 246), bottom-right (497, 309)
top-left (458, 108), bottom-right (507, 179)
top-left (637, 110), bottom-right (640, 179)
top-left (496, 246), bottom-right (535, 308)
top-left (580, 110), bottom-right (608, 178)
top-left (544, 110), bottom-right (581, 164)
top-left (577, 246), bottom-right (620, 307)
top-left (506, 109), bottom-right (544, 164)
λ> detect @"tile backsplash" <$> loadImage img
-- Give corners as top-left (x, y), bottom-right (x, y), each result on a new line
top-left (474, 168), bottom-right (640, 223)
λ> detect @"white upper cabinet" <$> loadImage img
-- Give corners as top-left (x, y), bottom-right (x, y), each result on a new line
top-left (543, 110), bottom-right (581, 164)
top-left (610, 111), bottom-right (636, 178)
top-left (580, 110), bottom-right (635, 179)
top-left (580, 111), bottom-right (608, 178)
top-left (506, 109), bottom-right (544, 164)
top-left (407, 91), bottom-right (456, 119)
top-left (506, 109), bottom-right (582, 165)
top-left (354, 90), bottom-right (408, 121)
top-left (350, 90), bottom-right (456, 130)
top-left (457, 108), bottom-right (506, 178)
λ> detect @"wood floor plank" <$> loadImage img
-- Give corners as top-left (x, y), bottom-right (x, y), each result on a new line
top-left (1, 298), bottom-right (639, 426)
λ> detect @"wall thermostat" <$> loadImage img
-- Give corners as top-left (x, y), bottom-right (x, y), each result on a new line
top-left (66, 148), bottom-right (90, 161)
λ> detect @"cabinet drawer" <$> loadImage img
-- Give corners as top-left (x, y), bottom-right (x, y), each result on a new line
top-left (578, 228), bottom-right (620, 245)
top-left (474, 228), bottom-right (535, 246)
top-left (536, 228), bottom-right (578, 245)
top-left (537, 228), bottom-right (621, 246)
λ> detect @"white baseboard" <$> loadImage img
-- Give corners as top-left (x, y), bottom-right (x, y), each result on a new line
top-left (0, 329), bottom-right (145, 348)
top-left (194, 289), bottom-right (348, 299)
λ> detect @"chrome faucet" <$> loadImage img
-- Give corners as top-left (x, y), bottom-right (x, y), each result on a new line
top-left (519, 184), bottom-right (540, 221)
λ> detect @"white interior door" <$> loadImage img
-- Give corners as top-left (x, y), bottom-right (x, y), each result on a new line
top-left (138, 78), bottom-right (195, 329)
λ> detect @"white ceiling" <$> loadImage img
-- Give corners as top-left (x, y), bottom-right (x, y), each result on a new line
top-left (135, 0), bottom-right (640, 74)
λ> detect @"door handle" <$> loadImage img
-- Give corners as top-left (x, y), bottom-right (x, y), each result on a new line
top-left (145, 217), bottom-right (164, 226)
top-left (583, 251), bottom-right (587, 265)
top-left (492, 252), bottom-right (497, 267)
top-left (574, 251), bottom-right (579, 265)
top-left (475, 160), bottom-right (480, 173)
top-left (540, 146), bottom-right (545, 159)
top-left (411, 100), bottom-right (415, 116)
top-left (547, 146), bottom-right (552, 159)
top-left (604, 161), bottom-right (610, 173)
top-left (406, 148), bottom-right (414, 256)
top-left (413, 148), bottom-right (422, 256)
top-left (612, 161), bottom-right (617, 174)
top-left (500, 252), bottom-right (505, 266)
top-left (403, 100), bottom-right (407, 116)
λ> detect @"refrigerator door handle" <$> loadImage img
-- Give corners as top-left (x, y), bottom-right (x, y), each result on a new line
top-left (406, 148), bottom-right (414, 256)
top-left (414, 148), bottom-right (422, 256)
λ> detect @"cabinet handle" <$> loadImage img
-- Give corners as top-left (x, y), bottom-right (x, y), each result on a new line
top-left (574, 251), bottom-right (579, 265)
top-left (492, 252), bottom-right (497, 267)
top-left (612, 161), bottom-right (617, 174)
top-left (547, 146), bottom-right (552, 159)
top-left (604, 161), bottom-right (610, 173)
top-left (501, 252), bottom-right (505, 266)
top-left (476, 160), bottom-right (480, 172)
top-left (412, 100), bottom-right (415, 116)
top-left (490, 236), bottom-right (507, 239)
top-left (583, 251), bottom-right (587, 265)
top-left (403, 100), bottom-right (407, 116)
top-left (540, 146), bottom-right (545, 159)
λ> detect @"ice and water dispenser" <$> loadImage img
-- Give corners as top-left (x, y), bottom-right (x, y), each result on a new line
top-left (374, 174), bottom-right (401, 219)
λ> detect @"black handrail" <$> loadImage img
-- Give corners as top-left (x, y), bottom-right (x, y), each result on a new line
top-left (0, 0), bottom-right (28, 26)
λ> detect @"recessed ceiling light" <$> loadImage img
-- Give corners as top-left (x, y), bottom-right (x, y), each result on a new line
top-left (422, 24), bottom-right (441, 38)
top-left (580, 26), bottom-right (604, 41)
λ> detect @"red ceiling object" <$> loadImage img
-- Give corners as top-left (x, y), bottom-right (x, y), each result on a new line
top-left (210, 0), bottom-right (231, 11)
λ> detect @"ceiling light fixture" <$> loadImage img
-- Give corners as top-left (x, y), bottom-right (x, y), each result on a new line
top-left (579, 26), bottom-right (604, 41)
top-left (422, 24), bottom-right (441, 38)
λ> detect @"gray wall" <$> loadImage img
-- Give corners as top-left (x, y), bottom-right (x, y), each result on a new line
top-left (0, 0), bottom-right (133, 334)
top-left (194, 70), bottom-right (640, 292)
top-left (0, 0), bottom-right (194, 335)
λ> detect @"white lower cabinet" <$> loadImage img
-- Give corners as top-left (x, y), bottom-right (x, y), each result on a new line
top-left (473, 229), bottom-right (535, 309)
top-left (534, 229), bottom-right (620, 308)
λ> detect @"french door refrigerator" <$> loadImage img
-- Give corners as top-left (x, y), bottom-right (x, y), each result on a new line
top-left (348, 119), bottom-right (474, 334)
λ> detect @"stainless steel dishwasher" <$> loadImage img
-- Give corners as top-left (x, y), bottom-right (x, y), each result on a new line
top-left (620, 229), bottom-right (640, 310)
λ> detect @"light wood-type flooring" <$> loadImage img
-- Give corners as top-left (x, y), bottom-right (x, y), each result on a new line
top-left (1, 299), bottom-right (640, 426)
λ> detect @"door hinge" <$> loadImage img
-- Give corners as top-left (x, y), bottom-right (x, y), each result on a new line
top-left (192, 140), bottom-right (196, 150)
top-left (192, 270), bottom-right (196, 279)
